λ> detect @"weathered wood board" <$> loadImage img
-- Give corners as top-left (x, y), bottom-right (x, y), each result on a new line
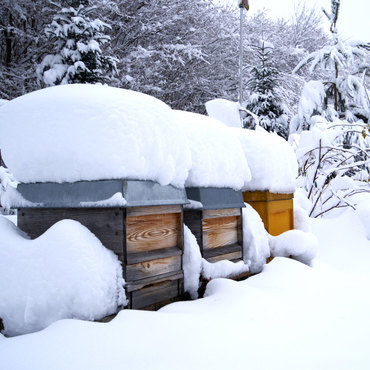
top-left (129, 279), bottom-right (182, 309)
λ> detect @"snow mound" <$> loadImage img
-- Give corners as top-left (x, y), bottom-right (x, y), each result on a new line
top-left (205, 98), bottom-right (242, 128)
top-left (269, 229), bottom-right (318, 266)
top-left (232, 128), bottom-right (298, 193)
top-left (0, 84), bottom-right (191, 187)
top-left (242, 203), bottom-right (270, 273)
top-left (183, 225), bottom-right (202, 299)
top-left (202, 259), bottom-right (249, 280)
top-left (0, 216), bottom-right (126, 336)
top-left (174, 110), bottom-right (251, 189)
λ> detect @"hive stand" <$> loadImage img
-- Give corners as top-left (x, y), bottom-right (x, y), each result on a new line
top-left (16, 180), bottom-right (187, 310)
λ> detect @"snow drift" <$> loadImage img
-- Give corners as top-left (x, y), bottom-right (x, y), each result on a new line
top-left (0, 216), bottom-right (126, 336)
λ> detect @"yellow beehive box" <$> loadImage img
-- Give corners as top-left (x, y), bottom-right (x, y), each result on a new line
top-left (243, 191), bottom-right (294, 236)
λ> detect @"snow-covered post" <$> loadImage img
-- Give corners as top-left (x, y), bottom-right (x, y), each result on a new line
top-left (322, 0), bottom-right (340, 112)
top-left (238, 1), bottom-right (249, 105)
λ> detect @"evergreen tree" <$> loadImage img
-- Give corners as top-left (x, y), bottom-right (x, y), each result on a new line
top-left (244, 40), bottom-right (288, 139)
top-left (37, 1), bottom-right (117, 86)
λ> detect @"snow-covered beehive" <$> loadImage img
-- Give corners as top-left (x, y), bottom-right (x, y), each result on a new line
top-left (233, 128), bottom-right (298, 236)
top-left (174, 110), bottom-right (251, 268)
top-left (0, 84), bottom-right (193, 310)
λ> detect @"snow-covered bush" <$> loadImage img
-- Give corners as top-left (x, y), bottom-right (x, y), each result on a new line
top-left (0, 166), bottom-right (17, 215)
top-left (291, 1), bottom-right (370, 217)
top-left (294, 117), bottom-right (370, 217)
top-left (37, 2), bottom-right (117, 86)
top-left (0, 217), bottom-right (126, 336)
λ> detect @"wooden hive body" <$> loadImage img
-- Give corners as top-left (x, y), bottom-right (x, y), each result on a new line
top-left (243, 191), bottom-right (294, 236)
top-left (183, 187), bottom-right (244, 263)
top-left (16, 180), bottom-right (187, 310)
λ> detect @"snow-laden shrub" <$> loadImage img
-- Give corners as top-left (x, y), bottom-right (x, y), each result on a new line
top-left (0, 166), bottom-right (17, 214)
top-left (293, 117), bottom-right (370, 217)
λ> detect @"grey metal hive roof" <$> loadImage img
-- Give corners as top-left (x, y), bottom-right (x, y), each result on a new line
top-left (16, 180), bottom-right (188, 208)
top-left (185, 187), bottom-right (245, 210)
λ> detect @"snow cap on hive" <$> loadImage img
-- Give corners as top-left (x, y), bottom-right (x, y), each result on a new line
top-left (205, 98), bottom-right (242, 128)
top-left (232, 128), bottom-right (298, 193)
top-left (174, 110), bottom-right (251, 190)
top-left (0, 84), bottom-right (191, 187)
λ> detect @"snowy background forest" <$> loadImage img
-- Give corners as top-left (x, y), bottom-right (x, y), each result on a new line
top-left (0, 0), bottom-right (330, 111)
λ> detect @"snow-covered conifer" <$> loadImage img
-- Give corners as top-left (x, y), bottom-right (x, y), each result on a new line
top-left (37, 1), bottom-right (117, 86)
top-left (244, 40), bottom-right (288, 139)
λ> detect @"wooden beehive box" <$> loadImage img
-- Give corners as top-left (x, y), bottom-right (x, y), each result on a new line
top-left (16, 180), bottom-right (187, 310)
top-left (183, 187), bottom-right (244, 263)
top-left (243, 191), bottom-right (294, 236)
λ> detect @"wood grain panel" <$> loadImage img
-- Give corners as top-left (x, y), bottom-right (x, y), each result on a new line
top-left (126, 213), bottom-right (181, 253)
top-left (203, 208), bottom-right (241, 219)
top-left (126, 205), bottom-right (181, 217)
top-left (126, 255), bottom-right (182, 282)
top-left (130, 279), bottom-right (180, 309)
top-left (202, 216), bottom-right (239, 250)
top-left (18, 208), bottom-right (125, 255)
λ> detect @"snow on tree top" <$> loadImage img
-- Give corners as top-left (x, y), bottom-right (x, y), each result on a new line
top-left (174, 110), bottom-right (251, 190)
top-left (232, 128), bottom-right (298, 193)
top-left (0, 84), bottom-right (191, 187)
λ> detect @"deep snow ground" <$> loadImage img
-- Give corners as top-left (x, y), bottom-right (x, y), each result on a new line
top-left (1, 208), bottom-right (370, 370)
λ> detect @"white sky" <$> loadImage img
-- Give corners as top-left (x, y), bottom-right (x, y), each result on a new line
top-left (237, 0), bottom-right (370, 42)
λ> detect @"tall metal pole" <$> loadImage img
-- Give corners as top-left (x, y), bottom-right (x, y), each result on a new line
top-left (239, 5), bottom-right (243, 105)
